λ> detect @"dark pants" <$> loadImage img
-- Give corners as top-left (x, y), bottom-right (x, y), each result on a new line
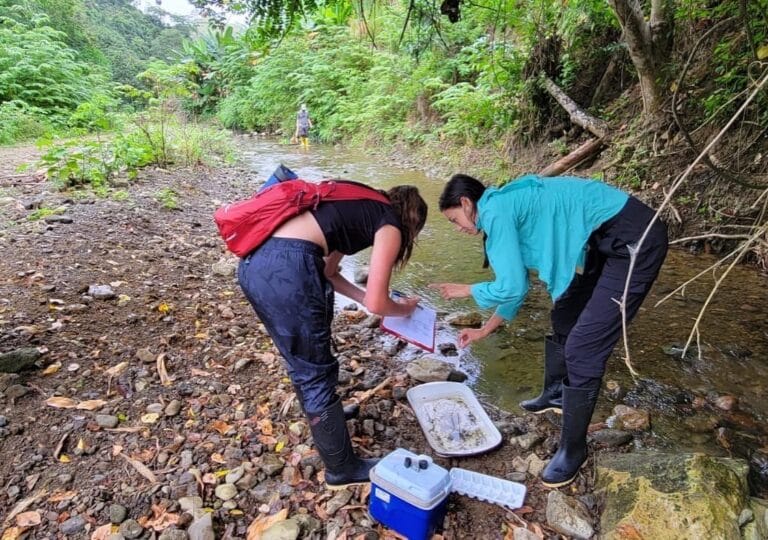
top-left (238, 238), bottom-right (338, 413)
top-left (550, 197), bottom-right (668, 387)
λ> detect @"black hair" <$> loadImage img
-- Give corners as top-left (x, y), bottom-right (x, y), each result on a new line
top-left (439, 174), bottom-right (489, 268)
top-left (438, 174), bottom-right (486, 211)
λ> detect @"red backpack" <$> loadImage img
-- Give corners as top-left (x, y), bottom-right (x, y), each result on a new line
top-left (214, 179), bottom-right (391, 257)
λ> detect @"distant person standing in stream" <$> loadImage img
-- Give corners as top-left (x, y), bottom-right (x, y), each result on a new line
top-left (294, 104), bottom-right (313, 148)
top-left (238, 182), bottom-right (427, 489)
top-left (430, 173), bottom-right (668, 488)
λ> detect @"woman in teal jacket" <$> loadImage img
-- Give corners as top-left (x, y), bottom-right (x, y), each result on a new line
top-left (432, 173), bottom-right (668, 487)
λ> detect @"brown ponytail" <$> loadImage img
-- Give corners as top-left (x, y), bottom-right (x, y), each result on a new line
top-left (387, 185), bottom-right (428, 269)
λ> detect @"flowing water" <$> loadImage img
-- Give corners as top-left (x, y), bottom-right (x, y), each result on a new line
top-left (239, 138), bottom-right (768, 466)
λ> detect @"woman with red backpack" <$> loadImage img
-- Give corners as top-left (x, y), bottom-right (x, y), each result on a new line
top-left (237, 182), bottom-right (428, 489)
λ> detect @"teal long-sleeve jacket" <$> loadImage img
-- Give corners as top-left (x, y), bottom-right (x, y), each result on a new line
top-left (469, 175), bottom-right (629, 320)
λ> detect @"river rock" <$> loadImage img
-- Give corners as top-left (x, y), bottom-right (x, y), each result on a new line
top-left (546, 490), bottom-right (594, 539)
top-left (590, 429), bottom-right (633, 447)
top-left (353, 265), bottom-right (369, 284)
top-left (0, 348), bottom-right (41, 373)
top-left (511, 527), bottom-right (540, 540)
top-left (135, 348), bottom-right (155, 363)
top-left (261, 454), bottom-right (285, 476)
top-left (110, 503), bottom-right (128, 524)
top-left (96, 415), bottom-right (119, 429)
top-left (262, 518), bottom-right (300, 540)
top-left (60, 515), bottom-right (87, 535)
top-left (446, 312), bottom-right (483, 328)
top-left (188, 513), bottom-right (214, 540)
top-left (45, 214), bottom-right (73, 224)
top-left (743, 498), bottom-right (768, 540)
top-left (607, 404), bottom-right (650, 431)
top-left (159, 530), bottom-right (188, 540)
top-left (715, 394), bottom-right (739, 411)
top-left (405, 358), bottom-right (453, 382)
top-left (596, 452), bottom-right (750, 539)
top-left (509, 432), bottom-right (543, 450)
top-left (326, 489), bottom-right (353, 516)
top-left (212, 257), bottom-right (238, 276)
top-left (119, 519), bottom-right (144, 539)
top-left (88, 284), bottom-right (116, 299)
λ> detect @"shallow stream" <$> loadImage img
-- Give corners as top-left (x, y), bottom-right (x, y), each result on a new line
top-left (238, 138), bottom-right (768, 479)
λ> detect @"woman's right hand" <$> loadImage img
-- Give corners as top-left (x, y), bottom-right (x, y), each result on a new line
top-left (394, 295), bottom-right (420, 316)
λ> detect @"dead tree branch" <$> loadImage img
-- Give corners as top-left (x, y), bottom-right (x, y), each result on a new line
top-left (542, 76), bottom-right (609, 139)
top-left (539, 138), bottom-right (605, 177)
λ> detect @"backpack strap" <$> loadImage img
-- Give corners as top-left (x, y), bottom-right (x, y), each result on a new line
top-left (318, 180), bottom-right (391, 205)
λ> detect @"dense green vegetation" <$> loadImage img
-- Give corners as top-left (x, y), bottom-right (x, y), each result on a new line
top-left (182, 0), bottom-right (767, 174)
top-left (2, 0), bottom-right (766, 222)
top-left (0, 0), bottom-right (193, 143)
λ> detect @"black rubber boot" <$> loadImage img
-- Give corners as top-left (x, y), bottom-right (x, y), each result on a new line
top-left (308, 397), bottom-right (378, 490)
top-left (294, 387), bottom-right (359, 420)
top-left (520, 336), bottom-right (566, 414)
top-left (541, 383), bottom-right (599, 488)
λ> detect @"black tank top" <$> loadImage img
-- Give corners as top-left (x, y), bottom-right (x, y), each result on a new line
top-left (310, 200), bottom-right (402, 255)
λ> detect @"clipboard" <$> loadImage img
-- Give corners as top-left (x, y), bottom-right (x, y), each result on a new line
top-left (380, 291), bottom-right (437, 352)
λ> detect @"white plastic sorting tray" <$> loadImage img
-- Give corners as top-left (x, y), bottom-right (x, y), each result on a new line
top-left (407, 381), bottom-right (502, 457)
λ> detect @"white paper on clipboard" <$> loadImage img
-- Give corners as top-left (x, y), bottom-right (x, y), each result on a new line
top-left (381, 301), bottom-right (437, 352)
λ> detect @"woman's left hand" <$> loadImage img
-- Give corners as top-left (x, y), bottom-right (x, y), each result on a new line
top-left (429, 283), bottom-right (472, 299)
top-left (458, 328), bottom-right (486, 348)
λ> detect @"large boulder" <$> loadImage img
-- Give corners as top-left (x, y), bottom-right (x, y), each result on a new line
top-left (596, 452), bottom-right (753, 539)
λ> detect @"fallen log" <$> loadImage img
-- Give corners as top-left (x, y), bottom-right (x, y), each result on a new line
top-left (542, 75), bottom-right (609, 139)
top-left (539, 138), bottom-right (606, 177)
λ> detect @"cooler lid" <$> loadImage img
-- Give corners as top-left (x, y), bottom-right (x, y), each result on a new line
top-left (370, 448), bottom-right (451, 509)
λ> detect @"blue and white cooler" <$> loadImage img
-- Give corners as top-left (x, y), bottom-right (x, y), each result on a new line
top-left (369, 448), bottom-right (527, 540)
top-left (369, 449), bottom-right (451, 540)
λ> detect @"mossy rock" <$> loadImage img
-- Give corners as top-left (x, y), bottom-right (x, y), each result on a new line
top-left (596, 452), bottom-right (750, 539)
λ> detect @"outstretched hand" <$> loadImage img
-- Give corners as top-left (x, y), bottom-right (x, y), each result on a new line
top-left (429, 283), bottom-right (472, 299)
top-left (458, 327), bottom-right (487, 348)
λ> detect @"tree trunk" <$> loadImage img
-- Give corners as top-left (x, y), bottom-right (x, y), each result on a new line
top-left (608, 0), bottom-right (670, 125)
top-left (542, 76), bottom-right (609, 138)
top-left (539, 138), bottom-right (606, 177)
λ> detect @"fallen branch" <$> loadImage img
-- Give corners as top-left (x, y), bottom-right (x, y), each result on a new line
top-left (542, 76), bottom-right (609, 139)
top-left (539, 138), bottom-right (605, 177)
top-left (354, 376), bottom-right (392, 405)
top-left (619, 69), bottom-right (768, 377)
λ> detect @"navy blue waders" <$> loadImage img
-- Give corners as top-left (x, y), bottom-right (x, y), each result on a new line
top-left (238, 237), bottom-right (375, 488)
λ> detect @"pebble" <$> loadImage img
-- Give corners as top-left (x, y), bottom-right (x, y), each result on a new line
top-left (159, 530), bottom-right (189, 540)
top-left (0, 416), bottom-right (7, 427)
top-left (234, 358), bottom-right (252, 371)
top-left (188, 513), bottom-right (215, 540)
top-left (60, 515), bottom-right (87, 535)
top-left (88, 284), bottom-right (116, 299)
top-left (96, 415), bottom-right (119, 429)
top-left (146, 403), bottom-right (164, 414)
top-left (180, 450), bottom-right (194, 468)
top-left (225, 466), bottom-right (244, 484)
top-left (326, 489), bottom-right (353, 516)
top-left (119, 519), bottom-right (144, 539)
top-left (110, 503), bottom-right (128, 524)
top-left (135, 348), bottom-right (155, 363)
top-left (262, 518), bottom-right (300, 540)
top-left (4, 384), bottom-right (28, 400)
top-left (214, 483), bottom-right (238, 501)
